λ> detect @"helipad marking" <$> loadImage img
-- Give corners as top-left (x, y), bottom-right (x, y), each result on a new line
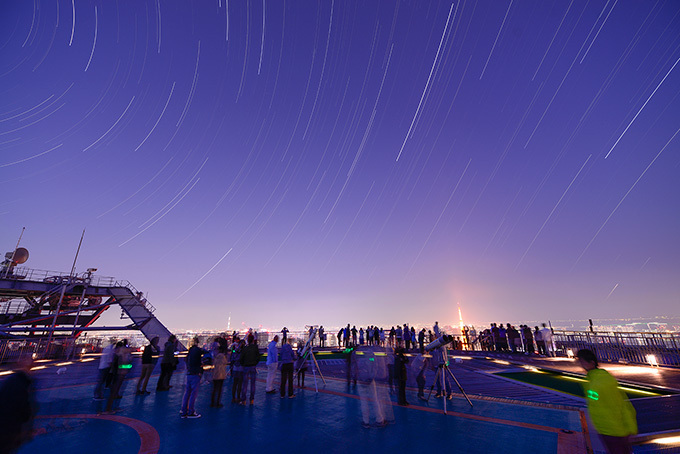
top-left (35, 414), bottom-right (160, 454)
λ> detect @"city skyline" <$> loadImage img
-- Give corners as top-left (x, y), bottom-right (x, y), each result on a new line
top-left (1, 1), bottom-right (679, 331)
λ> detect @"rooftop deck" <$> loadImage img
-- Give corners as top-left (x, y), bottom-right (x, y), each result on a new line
top-left (6, 349), bottom-right (680, 454)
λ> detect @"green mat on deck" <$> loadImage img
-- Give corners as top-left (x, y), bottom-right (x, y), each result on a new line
top-left (496, 370), bottom-right (669, 399)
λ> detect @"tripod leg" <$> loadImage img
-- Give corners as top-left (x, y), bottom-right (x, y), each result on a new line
top-left (426, 368), bottom-right (439, 401)
top-left (311, 364), bottom-right (318, 393)
top-left (305, 348), bottom-right (318, 393)
top-left (426, 384), bottom-right (435, 401)
top-left (445, 366), bottom-right (473, 408)
top-left (310, 351), bottom-right (326, 385)
top-left (442, 369), bottom-right (447, 414)
top-left (294, 352), bottom-right (308, 382)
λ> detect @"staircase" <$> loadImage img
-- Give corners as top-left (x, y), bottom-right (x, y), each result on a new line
top-left (107, 286), bottom-right (182, 350)
top-left (1, 268), bottom-right (184, 351)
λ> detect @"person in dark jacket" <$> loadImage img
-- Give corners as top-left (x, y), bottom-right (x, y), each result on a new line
top-left (522, 325), bottom-right (534, 354)
top-left (279, 338), bottom-right (297, 398)
top-left (0, 356), bottom-right (36, 453)
top-left (157, 335), bottom-right (178, 391)
top-left (394, 347), bottom-right (409, 406)
top-left (180, 337), bottom-right (206, 418)
top-left (136, 337), bottom-right (159, 395)
top-left (506, 324), bottom-right (519, 353)
top-left (231, 338), bottom-right (245, 403)
top-left (240, 334), bottom-right (260, 405)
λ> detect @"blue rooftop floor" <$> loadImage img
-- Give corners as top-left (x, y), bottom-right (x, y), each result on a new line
top-left (16, 362), bottom-right (589, 454)
top-left (9, 350), bottom-right (680, 454)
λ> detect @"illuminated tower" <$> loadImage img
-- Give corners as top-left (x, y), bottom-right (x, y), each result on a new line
top-left (458, 302), bottom-right (468, 350)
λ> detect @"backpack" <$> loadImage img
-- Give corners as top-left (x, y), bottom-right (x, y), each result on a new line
top-left (201, 351), bottom-right (213, 366)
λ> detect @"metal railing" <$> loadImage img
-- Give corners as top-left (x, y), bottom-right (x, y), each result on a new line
top-left (113, 280), bottom-right (156, 313)
top-left (0, 267), bottom-right (158, 363)
top-left (1, 300), bottom-right (32, 315)
top-left (179, 330), bottom-right (345, 350)
top-left (252, 330), bottom-right (342, 348)
top-left (1, 266), bottom-right (157, 314)
top-left (3, 266), bottom-right (117, 288)
top-left (553, 330), bottom-right (680, 367)
top-left (0, 336), bottom-right (106, 364)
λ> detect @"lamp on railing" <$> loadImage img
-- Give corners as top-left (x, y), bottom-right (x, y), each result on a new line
top-left (646, 354), bottom-right (658, 367)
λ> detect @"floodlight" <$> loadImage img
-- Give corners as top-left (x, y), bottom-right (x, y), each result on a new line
top-left (646, 354), bottom-right (658, 367)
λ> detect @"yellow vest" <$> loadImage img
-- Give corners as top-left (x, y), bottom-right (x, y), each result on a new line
top-left (584, 368), bottom-right (638, 437)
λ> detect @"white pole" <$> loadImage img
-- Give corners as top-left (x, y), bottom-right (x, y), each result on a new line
top-left (47, 230), bottom-right (86, 352)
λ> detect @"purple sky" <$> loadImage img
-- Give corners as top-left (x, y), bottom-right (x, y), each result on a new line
top-left (1, 1), bottom-right (679, 332)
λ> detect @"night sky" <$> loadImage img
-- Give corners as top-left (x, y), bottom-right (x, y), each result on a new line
top-left (1, 0), bottom-right (679, 331)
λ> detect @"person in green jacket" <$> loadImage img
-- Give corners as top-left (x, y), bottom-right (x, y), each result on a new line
top-left (576, 349), bottom-right (637, 453)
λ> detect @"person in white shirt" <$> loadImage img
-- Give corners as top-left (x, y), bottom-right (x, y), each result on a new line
top-left (94, 338), bottom-right (116, 400)
top-left (265, 335), bottom-right (279, 393)
top-left (540, 323), bottom-right (554, 357)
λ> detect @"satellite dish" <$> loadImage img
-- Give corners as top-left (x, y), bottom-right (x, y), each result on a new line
top-left (12, 248), bottom-right (29, 264)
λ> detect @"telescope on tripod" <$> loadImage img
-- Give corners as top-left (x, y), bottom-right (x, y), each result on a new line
top-left (295, 326), bottom-right (326, 391)
top-left (424, 335), bottom-right (473, 412)
top-left (298, 327), bottom-right (317, 359)
top-left (424, 334), bottom-right (453, 352)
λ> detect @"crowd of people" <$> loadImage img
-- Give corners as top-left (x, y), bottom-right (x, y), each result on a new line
top-left (82, 321), bottom-right (636, 453)
top-left (91, 320), bottom-right (561, 416)
top-left (334, 323), bottom-right (444, 352)
top-left (311, 321), bottom-right (557, 358)
top-left (0, 324), bottom-right (637, 454)
top-left (92, 329), bottom-right (313, 418)
top-left (471, 322), bottom-right (556, 356)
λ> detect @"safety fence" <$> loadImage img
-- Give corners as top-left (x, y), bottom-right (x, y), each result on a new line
top-left (0, 336), bottom-right (106, 364)
top-left (1, 267), bottom-right (157, 315)
top-left (4, 266), bottom-right (117, 287)
top-left (553, 330), bottom-right (680, 367)
top-left (184, 330), bottom-right (343, 350)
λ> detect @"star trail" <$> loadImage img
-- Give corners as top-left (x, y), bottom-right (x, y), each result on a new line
top-left (1, 0), bottom-right (678, 331)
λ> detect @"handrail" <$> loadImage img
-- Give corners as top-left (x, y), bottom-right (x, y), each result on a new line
top-left (0, 267), bottom-right (157, 314)
top-left (552, 330), bottom-right (680, 367)
top-left (2, 266), bottom-right (117, 287)
top-left (554, 329), bottom-right (680, 336)
top-left (112, 280), bottom-right (157, 313)
top-left (442, 329), bottom-right (680, 367)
